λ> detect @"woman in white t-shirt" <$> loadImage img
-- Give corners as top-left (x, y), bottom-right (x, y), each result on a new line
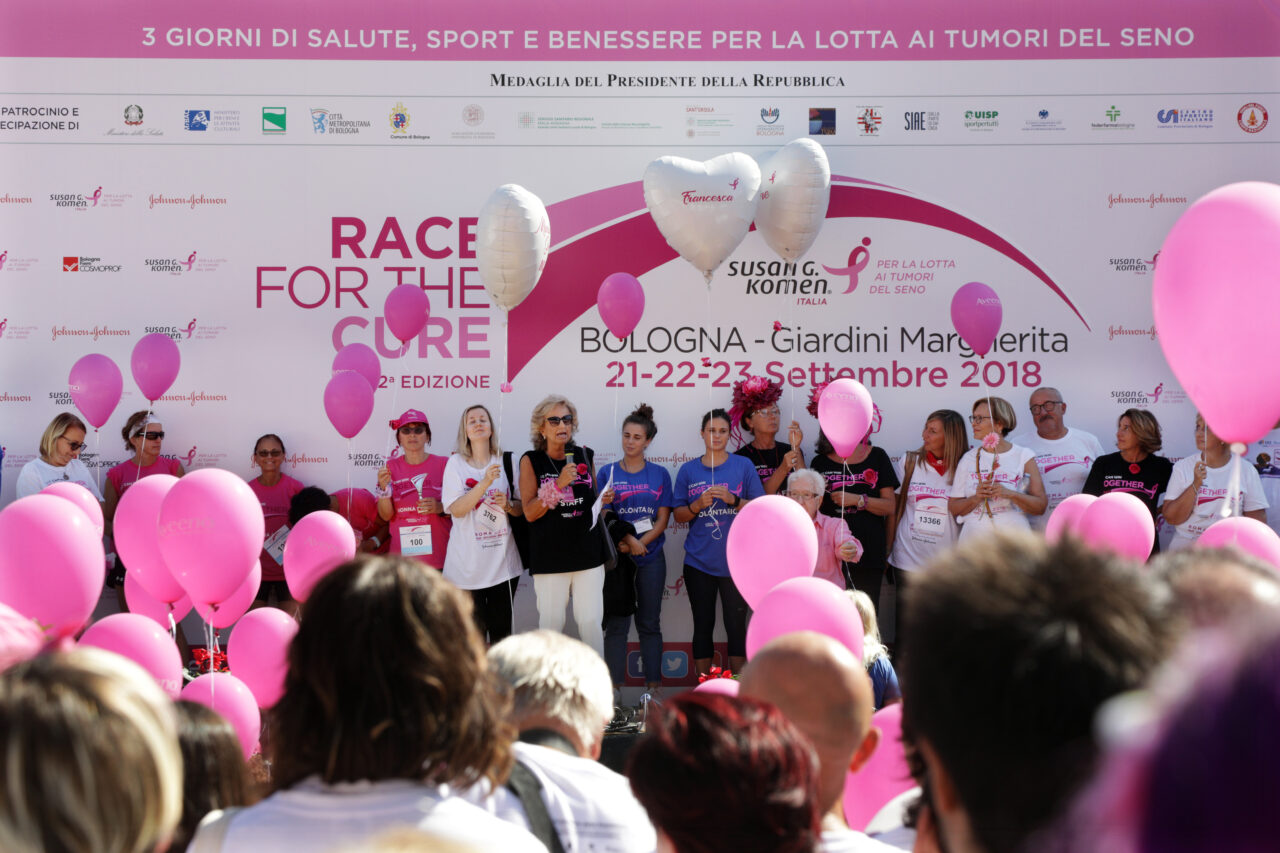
top-left (1161, 413), bottom-right (1269, 550)
top-left (889, 409), bottom-right (969, 635)
top-left (948, 397), bottom-right (1047, 542)
top-left (15, 413), bottom-right (104, 502)
top-left (442, 404), bottom-right (525, 644)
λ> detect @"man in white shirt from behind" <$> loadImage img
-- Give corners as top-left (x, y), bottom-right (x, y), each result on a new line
top-left (738, 632), bottom-right (898, 853)
top-left (1012, 387), bottom-right (1104, 531)
top-left (480, 629), bottom-right (657, 853)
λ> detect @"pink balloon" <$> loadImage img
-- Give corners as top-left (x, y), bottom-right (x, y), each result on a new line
top-left (80, 613), bottom-right (184, 699)
top-left (228, 607), bottom-right (298, 708)
top-left (1197, 516), bottom-right (1280, 570)
top-left (1077, 492), bottom-right (1156, 561)
top-left (383, 284), bottom-right (431, 344)
top-left (745, 577), bottom-right (865, 661)
top-left (0, 601), bottom-right (44, 672)
top-left (195, 562), bottom-right (260, 629)
top-left (123, 572), bottom-right (192, 628)
top-left (950, 281), bottom-right (1003, 357)
top-left (323, 370), bottom-right (375, 439)
top-left (597, 273), bottom-right (646, 339)
top-left (284, 511), bottom-right (357, 602)
top-left (68, 353), bottom-right (123, 428)
top-left (0, 495), bottom-right (104, 638)
top-left (727, 495), bottom-right (819, 607)
top-left (42, 481), bottom-right (105, 537)
top-left (843, 703), bottom-right (914, 832)
top-left (115, 474), bottom-right (185, 603)
top-left (157, 468), bottom-right (263, 606)
top-left (181, 673), bottom-right (262, 759)
top-left (1154, 182), bottom-right (1280, 443)
top-left (693, 678), bottom-right (740, 697)
top-left (131, 332), bottom-right (181, 402)
top-left (332, 343), bottom-right (381, 391)
top-left (1044, 493), bottom-right (1098, 543)
top-left (817, 378), bottom-right (875, 458)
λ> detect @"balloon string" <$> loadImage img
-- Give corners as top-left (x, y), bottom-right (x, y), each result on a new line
top-left (382, 359), bottom-right (402, 463)
top-left (133, 400), bottom-right (155, 486)
top-left (346, 438), bottom-right (353, 513)
top-left (705, 275), bottom-right (721, 541)
top-left (1226, 443), bottom-right (1246, 518)
top-left (93, 428), bottom-right (102, 492)
top-left (167, 605), bottom-right (177, 641)
top-left (499, 309), bottom-right (508, 445)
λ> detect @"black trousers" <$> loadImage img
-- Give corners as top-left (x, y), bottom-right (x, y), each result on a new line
top-left (470, 578), bottom-right (520, 645)
top-left (683, 565), bottom-right (749, 660)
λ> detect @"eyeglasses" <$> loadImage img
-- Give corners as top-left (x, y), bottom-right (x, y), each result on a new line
top-left (62, 436), bottom-right (88, 452)
top-left (545, 415), bottom-right (574, 426)
top-left (787, 491), bottom-right (821, 500)
top-left (398, 424), bottom-right (427, 435)
top-left (256, 449), bottom-right (284, 458)
top-left (141, 431), bottom-right (165, 441)
top-left (969, 415), bottom-right (991, 424)
top-left (753, 407), bottom-right (781, 418)
top-left (1029, 401), bottom-right (1063, 415)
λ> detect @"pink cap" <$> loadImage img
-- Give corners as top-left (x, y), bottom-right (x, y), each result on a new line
top-left (390, 409), bottom-right (429, 431)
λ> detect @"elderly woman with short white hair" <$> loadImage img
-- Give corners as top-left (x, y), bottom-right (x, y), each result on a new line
top-left (786, 468), bottom-right (863, 589)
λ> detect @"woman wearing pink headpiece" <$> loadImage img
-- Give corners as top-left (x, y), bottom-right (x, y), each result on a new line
top-left (730, 374), bottom-right (805, 495)
top-left (376, 409), bottom-right (452, 569)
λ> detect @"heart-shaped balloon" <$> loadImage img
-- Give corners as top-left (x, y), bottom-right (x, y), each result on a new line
top-left (643, 153), bottom-right (761, 283)
top-left (476, 184), bottom-right (550, 313)
top-left (754, 139), bottom-right (831, 261)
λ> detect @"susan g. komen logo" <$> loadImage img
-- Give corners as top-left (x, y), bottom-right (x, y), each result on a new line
top-left (822, 237), bottom-right (872, 294)
top-left (87, 186), bottom-right (102, 207)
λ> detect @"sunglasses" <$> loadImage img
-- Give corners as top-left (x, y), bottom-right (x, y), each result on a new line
top-left (140, 431), bottom-right (165, 441)
top-left (398, 424), bottom-right (427, 435)
top-left (545, 415), bottom-right (574, 426)
top-left (256, 449), bottom-right (284, 458)
top-left (62, 437), bottom-right (88, 452)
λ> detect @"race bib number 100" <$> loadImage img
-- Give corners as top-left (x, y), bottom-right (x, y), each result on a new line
top-left (399, 524), bottom-right (433, 556)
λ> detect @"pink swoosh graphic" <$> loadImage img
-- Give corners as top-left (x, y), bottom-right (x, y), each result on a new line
top-left (509, 180), bottom-right (1083, 379)
top-left (1042, 460), bottom-right (1088, 473)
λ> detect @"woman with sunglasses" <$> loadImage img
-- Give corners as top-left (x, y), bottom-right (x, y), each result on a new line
top-left (15, 413), bottom-right (104, 501)
top-left (948, 397), bottom-right (1047, 542)
top-left (247, 433), bottom-right (304, 614)
top-left (377, 409), bottom-right (452, 570)
top-left (519, 394), bottom-right (608, 654)
top-left (730, 374), bottom-right (804, 494)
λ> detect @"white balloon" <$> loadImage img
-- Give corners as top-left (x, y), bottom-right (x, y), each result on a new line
top-left (643, 153), bottom-right (761, 283)
top-left (476, 184), bottom-right (550, 312)
top-left (754, 138), bottom-right (831, 262)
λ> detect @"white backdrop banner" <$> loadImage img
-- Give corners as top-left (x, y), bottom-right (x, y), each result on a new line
top-left (2, 0), bottom-right (1277, 682)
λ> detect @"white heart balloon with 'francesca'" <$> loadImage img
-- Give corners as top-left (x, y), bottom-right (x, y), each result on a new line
top-left (754, 138), bottom-right (831, 262)
top-left (643, 153), bottom-right (761, 283)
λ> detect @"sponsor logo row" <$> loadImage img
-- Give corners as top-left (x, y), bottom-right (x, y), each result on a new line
top-left (1, 100), bottom-right (1267, 141)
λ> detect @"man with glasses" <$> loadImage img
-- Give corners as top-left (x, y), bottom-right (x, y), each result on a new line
top-left (1011, 387), bottom-right (1103, 531)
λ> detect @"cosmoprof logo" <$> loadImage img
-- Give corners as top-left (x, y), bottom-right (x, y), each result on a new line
top-left (1239, 103), bottom-right (1268, 133)
top-left (62, 256), bottom-right (124, 273)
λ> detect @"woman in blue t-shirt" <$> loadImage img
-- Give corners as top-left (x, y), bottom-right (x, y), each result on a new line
top-left (599, 404), bottom-right (674, 698)
top-left (674, 408), bottom-right (766, 677)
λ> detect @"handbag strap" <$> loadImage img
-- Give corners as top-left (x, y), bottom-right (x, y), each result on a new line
top-left (895, 452), bottom-right (918, 525)
top-left (505, 761), bottom-right (567, 853)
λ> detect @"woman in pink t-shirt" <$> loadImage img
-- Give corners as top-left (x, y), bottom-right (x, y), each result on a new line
top-left (104, 411), bottom-right (185, 605)
top-left (785, 468), bottom-right (863, 588)
top-left (376, 408), bottom-right (452, 569)
top-left (247, 433), bottom-right (305, 614)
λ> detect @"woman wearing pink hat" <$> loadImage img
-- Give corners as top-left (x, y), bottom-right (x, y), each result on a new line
top-left (376, 409), bottom-right (452, 569)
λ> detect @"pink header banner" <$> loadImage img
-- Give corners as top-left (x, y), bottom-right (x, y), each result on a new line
top-left (5, 0), bottom-right (1280, 62)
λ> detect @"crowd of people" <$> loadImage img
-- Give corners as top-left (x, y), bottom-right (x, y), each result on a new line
top-left (4, 377), bottom-right (1280, 851)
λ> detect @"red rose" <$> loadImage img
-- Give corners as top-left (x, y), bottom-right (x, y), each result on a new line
top-left (864, 470), bottom-right (878, 489)
top-left (576, 463), bottom-right (589, 476)
top-left (465, 478), bottom-right (478, 488)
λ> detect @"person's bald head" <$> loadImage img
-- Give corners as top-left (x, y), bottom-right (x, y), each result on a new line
top-left (739, 632), bottom-right (875, 815)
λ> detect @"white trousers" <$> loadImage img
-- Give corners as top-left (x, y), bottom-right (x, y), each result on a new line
top-left (533, 565), bottom-right (605, 656)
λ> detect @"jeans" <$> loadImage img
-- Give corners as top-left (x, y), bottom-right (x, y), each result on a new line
top-left (603, 552), bottom-right (668, 686)
top-left (533, 565), bottom-right (605, 655)
top-left (683, 564), bottom-right (749, 660)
